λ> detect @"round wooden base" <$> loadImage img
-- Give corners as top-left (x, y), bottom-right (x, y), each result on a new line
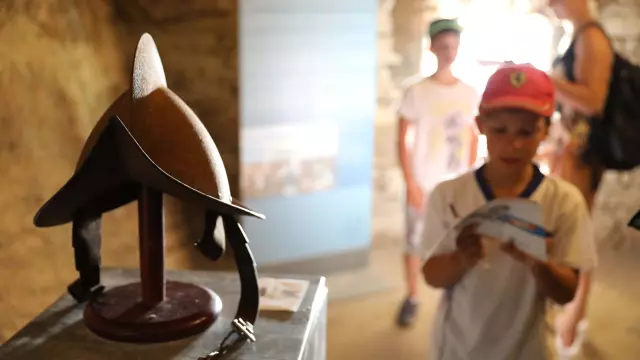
top-left (84, 281), bottom-right (221, 343)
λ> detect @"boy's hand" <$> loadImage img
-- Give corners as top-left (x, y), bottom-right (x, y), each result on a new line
top-left (455, 224), bottom-right (484, 268)
top-left (502, 238), bottom-right (579, 305)
top-left (406, 181), bottom-right (425, 211)
top-left (500, 241), bottom-right (536, 266)
top-left (500, 237), bottom-right (552, 269)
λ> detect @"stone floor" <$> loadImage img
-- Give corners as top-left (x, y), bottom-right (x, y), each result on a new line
top-left (326, 239), bottom-right (438, 360)
top-left (326, 213), bottom-right (640, 360)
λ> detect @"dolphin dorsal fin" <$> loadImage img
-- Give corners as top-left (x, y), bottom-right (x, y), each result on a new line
top-left (131, 33), bottom-right (167, 101)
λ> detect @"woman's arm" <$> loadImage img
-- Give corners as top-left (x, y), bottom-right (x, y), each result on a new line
top-left (571, 270), bottom-right (593, 319)
top-left (553, 27), bottom-right (614, 116)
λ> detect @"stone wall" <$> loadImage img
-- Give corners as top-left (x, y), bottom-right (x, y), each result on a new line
top-left (0, 0), bottom-right (129, 340)
top-left (0, 0), bottom-right (239, 340)
top-left (374, 0), bottom-right (403, 240)
top-left (373, 0), bottom-right (436, 242)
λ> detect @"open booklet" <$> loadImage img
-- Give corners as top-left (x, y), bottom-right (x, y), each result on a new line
top-left (427, 198), bottom-right (551, 262)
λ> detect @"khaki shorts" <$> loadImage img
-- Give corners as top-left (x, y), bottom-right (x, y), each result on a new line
top-left (405, 206), bottom-right (425, 256)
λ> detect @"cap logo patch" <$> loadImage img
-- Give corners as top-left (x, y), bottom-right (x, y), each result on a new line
top-left (509, 71), bottom-right (526, 88)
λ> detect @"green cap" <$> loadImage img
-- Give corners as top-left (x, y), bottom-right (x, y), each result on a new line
top-left (428, 18), bottom-right (463, 39)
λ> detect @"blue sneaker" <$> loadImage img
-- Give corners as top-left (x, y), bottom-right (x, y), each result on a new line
top-left (396, 297), bottom-right (418, 327)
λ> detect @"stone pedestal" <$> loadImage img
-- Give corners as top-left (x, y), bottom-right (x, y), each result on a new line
top-left (0, 268), bottom-right (327, 360)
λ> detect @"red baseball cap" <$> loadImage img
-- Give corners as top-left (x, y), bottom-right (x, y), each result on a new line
top-left (479, 63), bottom-right (555, 117)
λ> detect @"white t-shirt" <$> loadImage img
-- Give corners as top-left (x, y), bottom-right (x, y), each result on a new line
top-left (399, 78), bottom-right (479, 192)
top-left (422, 165), bottom-right (597, 360)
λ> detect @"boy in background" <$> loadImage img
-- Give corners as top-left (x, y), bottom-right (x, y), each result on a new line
top-left (421, 64), bottom-right (597, 359)
top-left (396, 18), bottom-right (479, 327)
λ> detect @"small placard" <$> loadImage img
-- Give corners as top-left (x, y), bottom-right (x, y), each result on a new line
top-left (258, 277), bottom-right (310, 313)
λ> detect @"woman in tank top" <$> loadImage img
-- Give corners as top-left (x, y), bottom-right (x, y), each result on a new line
top-left (548, 0), bottom-right (614, 354)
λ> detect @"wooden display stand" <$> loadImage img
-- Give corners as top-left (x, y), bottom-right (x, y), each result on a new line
top-left (83, 187), bottom-right (221, 343)
top-left (31, 33), bottom-right (264, 348)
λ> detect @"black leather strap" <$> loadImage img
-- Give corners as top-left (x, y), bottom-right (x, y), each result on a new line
top-left (222, 215), bottom-right (260, 324)
top-left (197, 217), bottom-right (260, 358)
top-left (68, 212), bottom-right (104, 302)
top-left (195, 211), bottom-right (226, 261)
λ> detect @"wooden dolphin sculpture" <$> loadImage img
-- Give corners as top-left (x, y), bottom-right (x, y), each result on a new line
top-left (33, 34), bottom-right (264, 343)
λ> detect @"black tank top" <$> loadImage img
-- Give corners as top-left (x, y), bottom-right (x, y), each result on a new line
top-left (555, 22), bottom-right (610, 124)
top-left (558, 21), bottom-right (606, 83)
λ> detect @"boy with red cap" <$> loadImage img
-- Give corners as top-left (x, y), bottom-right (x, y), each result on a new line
top-left (420, 64), bottom-right (597, 360)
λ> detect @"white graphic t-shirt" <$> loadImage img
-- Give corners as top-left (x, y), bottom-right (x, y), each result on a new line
top-left (399, 78), bottom-right (479, 192)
